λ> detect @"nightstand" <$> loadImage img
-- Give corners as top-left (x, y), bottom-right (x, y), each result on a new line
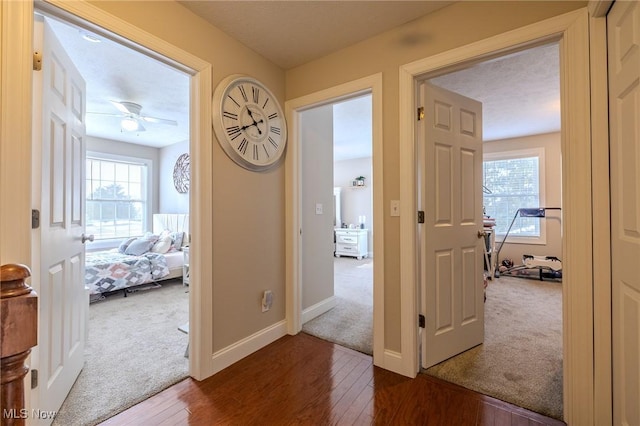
top-left (182, 246), bottom-right (190, 286)
top-left (334, 228), bottom-right (368, 259)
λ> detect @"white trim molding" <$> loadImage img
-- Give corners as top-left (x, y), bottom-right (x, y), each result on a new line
top-left (302, 296), bottom-right (337, 324)
top-left (588, 0), bottom-right (613, 18)
top-left (1, 0), bottom-right (36, 415)
top-left (285, 73), bottom-right (386, 368)
top-left (211, 321), bottom-right (288, 375)
top-left (588, 11), bottom-right (612, 426)
top-left (1, 0), bottom-right (34, 266)
top-left (399, 8), bottom-right (596, 424)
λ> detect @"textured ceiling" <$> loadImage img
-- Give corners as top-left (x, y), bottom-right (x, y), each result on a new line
top-left (44, 2), bottom-right (559, 157)
top-left (178, 1), bottom-right (453, 69)
top-left (432, 42), bottom-right (560, 142)
top-left (47, 17), bottom-right (190, 148)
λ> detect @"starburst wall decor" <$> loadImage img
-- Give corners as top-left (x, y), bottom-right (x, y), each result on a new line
top-left (173, 153), bottom-right (190, 193)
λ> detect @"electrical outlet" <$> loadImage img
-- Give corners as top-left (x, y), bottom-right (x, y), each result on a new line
top-left (315, 203), bottom-right (323, 215)
top-left (262, 290), bottom-right (273, 312)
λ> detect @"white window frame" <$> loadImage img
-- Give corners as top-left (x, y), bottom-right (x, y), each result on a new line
top-left (483, 147), bottom-right (546, 245)
top-left (85, 151), bottom-right (153, 251)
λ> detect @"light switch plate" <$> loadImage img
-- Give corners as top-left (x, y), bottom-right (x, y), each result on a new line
top-left (390, 200), bottom-right (400, 216)
top-left (315, 203), bottom-right (323, 214)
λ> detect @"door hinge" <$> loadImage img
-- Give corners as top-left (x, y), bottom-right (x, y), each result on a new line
top-left (417, 210), bottom-right (425, 224)
top-left (31, 369), bottom-right (38, 389)
top-left (32, 209), bottom-right (40, 229)
top-left (417, 106), bottom-right (425, 121)
top-left (33, 51), bottom-right (42, 71)
top-left (418, 314), bottom-right (425, 328)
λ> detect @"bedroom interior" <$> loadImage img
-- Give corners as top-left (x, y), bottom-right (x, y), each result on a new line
top-left (42, 14), bottom-right (193, 425)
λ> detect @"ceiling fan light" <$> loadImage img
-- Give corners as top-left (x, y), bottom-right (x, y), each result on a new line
top-left (121, 118), bottom-right (139, 131)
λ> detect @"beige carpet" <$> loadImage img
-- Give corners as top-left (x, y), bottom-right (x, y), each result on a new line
top-left (424, 275), bottom-right (563, 420)
top-left (52, 279), bottom-right (189, 426)
top-left (302, 256), bottom-right (373, 354)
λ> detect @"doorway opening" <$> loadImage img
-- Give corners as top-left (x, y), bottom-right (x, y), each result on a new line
top-left (300, 94), bottom-right (374, 355)
top-left (285, 73), bottom-right (384, 365)
top-left (33, 8), bottom-right (193, 425)
top-left (417, 42), bottom-right (563, 419)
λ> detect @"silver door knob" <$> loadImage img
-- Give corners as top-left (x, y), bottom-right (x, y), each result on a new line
top-left (477, 230), bottom-right (487, 239)
top-left (81, 233), bottom-right (94, 243)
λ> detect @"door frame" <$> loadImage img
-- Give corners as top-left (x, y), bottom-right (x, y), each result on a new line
top-left (285, 73), bottom-right (386, 366)
top-left (1, 0), bottom-right (215, 394)
top-left (399, 8), bottom-right (610, 424)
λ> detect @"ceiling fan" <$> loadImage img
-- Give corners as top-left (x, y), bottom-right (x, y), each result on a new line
top-left (89, 101), bottom-right (178, 132)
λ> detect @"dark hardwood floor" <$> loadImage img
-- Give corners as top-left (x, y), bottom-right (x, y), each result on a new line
top-left (101, 333), bottom-right (565, 425)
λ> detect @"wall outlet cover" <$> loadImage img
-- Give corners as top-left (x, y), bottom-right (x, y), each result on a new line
top-left (262, 290), bottom-right (273, 312)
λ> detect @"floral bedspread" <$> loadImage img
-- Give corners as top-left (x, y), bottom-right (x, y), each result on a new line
top-left (85, 250), bottom-right (170, 296)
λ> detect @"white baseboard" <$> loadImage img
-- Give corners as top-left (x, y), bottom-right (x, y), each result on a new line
top-left (211, 320), bottom-right (287, 375)
top-left (374, 349), bottom-right (415, 378)
top-left (302, 296), bottom-right (337, 324)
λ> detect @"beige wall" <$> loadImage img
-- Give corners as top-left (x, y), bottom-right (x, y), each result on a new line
top-left (286, 1), bottom-right (584, 351)
top-left (91, 1), bottom-right (287, 351)
top-left (484, 132), bottom-right (562, 265)
top-left (301, 105), bottom-right (335, 310)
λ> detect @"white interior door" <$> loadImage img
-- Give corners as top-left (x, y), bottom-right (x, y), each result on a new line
top-left (608, 2), bottom-right (640, 424)
top-left (419, 82), bottom-right (484, 369)
top-left (32, 15), bottom-right (87, 422)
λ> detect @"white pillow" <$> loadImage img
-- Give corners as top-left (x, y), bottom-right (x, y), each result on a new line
top-left (124, 238), bottom-right (155, 256)
top-left (118, 237), bottom-right (136, 254)
top-left (151, 234), bottom-right (172, 254)
top-left (170, 231), bottom-right (184, 250)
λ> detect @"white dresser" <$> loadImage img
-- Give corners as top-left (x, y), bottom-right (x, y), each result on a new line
top-left (334, 228), bottom-right (368, 259)
top-left (182, 246), bottom-right (190, 286)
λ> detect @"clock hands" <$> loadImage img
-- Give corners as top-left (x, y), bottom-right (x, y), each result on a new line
top-left (241, 108), bottom-right (264, 135)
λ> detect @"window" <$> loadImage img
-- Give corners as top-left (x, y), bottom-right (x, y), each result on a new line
top-left (86, 155), bottom-right (149, 241)
top-left (483, 148), bottom-right (545, 243)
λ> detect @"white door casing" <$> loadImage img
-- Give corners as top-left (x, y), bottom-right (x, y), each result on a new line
top-left (400, 10), bottom-right (595, 422)
top-left (419, 82), bottom-right (484, 368)
top-left (32, 15), bottom-right (87, 422)
top-left (608, 1), bottom-right (640, 424)
top-left (285, 74), bottom-right (386, 367)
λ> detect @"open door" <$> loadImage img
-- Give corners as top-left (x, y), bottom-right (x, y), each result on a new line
top-left (419, 82), bottom-right (484, 369)
top-left (608, 2), bottom-right (640, 424)
top-left (32, 15), bottom-right (88, 422)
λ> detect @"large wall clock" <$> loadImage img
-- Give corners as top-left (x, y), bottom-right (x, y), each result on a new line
top-left (212, 74), bottom-right (287, 171)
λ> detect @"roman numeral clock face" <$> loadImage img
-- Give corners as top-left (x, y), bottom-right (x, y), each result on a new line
top-left (212, 75), bottom-right (287, 171)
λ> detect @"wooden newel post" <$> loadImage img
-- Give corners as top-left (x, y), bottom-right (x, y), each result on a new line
top-left (1, 264), bottom-right (37, 426)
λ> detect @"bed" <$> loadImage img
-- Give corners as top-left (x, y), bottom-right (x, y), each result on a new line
top-left (85, 214), bottom-right (189, 301)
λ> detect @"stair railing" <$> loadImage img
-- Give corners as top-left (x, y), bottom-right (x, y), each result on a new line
top-left (1, 264), bottom-right (37, 426)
